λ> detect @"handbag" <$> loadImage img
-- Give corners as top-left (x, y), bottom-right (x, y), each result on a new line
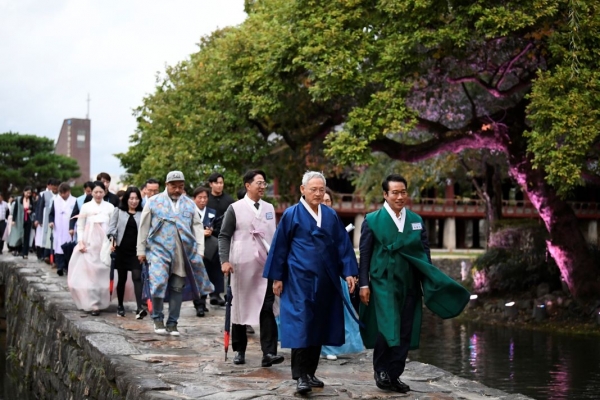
top-left (100, 236), bottom-right (113, 267)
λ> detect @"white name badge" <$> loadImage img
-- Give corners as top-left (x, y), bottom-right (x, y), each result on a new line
top-left (411, 222), bottom-right (423, 230)
top-left (265, 212), bottom-right (274, 220)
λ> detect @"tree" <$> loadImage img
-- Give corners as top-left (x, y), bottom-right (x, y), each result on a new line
top-left (300, 0), bottom-right (600, 299)
top-left (116, 1), bottom-right (354, 197)
top-left (0, 132), bottom-right (80, 195)
top-left (118, 0), bottom-right (600, 300)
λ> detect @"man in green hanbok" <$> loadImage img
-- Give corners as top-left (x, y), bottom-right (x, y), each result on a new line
top-left (359, 174), bottom-right (470, 394)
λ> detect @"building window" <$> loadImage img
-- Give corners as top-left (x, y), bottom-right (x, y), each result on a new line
top-left (77, 130), bottom-right (86, 149)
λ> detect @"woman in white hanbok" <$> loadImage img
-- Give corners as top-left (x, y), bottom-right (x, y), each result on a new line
top-left (68, 181), bottom-right (115, 315)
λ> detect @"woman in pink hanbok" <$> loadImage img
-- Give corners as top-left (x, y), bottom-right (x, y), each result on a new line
top-left (68, 181), bottom-right (115, 316)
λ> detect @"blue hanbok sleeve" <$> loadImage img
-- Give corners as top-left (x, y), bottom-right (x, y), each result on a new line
top-left (263, 208), bottom-right (293, 282)
top-left (334, 213), bottom-right (358, 279)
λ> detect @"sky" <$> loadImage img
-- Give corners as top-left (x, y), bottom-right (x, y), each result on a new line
top-left (0, 0), bottom-right (247, 182)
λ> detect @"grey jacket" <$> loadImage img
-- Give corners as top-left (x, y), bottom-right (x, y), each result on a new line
top-left (107, 209), bottom-right (141, 246)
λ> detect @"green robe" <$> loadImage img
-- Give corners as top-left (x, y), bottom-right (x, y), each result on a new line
top-left (359, 208), bottom-right (470, 350)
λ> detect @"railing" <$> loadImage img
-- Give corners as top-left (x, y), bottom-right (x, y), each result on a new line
top-left (274, 195), bottom-right (600, 219)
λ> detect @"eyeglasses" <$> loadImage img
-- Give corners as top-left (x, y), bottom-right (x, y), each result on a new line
top-left (254, 181), bottom-right (269, 188)
top-left (307, 188), bottom-right (325, 194)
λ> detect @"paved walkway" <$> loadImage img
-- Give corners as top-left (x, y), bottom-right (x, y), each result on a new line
top-left (2, 254), bottom-right (530, 399)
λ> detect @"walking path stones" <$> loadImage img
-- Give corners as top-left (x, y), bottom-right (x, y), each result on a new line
top-left (0, 254), bottom-right (532, 399)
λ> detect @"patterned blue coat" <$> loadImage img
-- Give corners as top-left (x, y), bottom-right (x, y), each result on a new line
top-left (144, 193), bottom-right (214, 299)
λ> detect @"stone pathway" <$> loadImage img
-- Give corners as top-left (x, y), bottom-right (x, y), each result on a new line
top-left (2, 254), bottom-right (531, 399)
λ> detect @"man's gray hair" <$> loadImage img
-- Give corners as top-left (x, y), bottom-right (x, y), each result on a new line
top-left (302, 171), bottom-right (326, 186)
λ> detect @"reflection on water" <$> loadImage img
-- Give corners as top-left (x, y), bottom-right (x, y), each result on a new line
top-left (411, 311), bottom-right (600, 399)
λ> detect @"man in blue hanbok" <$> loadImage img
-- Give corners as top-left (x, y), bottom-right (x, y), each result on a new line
top-left (263, 171), bottom-right (358, 395)
top-left (137, 171), bottom-right (214, 336)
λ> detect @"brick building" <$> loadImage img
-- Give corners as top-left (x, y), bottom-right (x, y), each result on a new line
top-left (54, 118), bottom-right (91, 185)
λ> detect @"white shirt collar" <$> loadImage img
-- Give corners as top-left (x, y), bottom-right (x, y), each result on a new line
top-left (384, 201), bottom-right (406, 232)
top-left (300, 197), bottom-right (321, 228)
top-left (244, 194), bottom-right (261, 216)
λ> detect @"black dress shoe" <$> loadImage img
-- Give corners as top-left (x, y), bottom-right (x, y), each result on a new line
top-left (210, 296), bottom-right (226, 306)
top-left (233, 352), bottom-right (245, 365)
top-left (261, 353), bottom-right (284, 367)
top-left (90, 310), bottom-right (100, 316)
top-left (246, 325), bottom-right (255, 334)
top-left (296, 375), bottom-right (312, 395)
top-left (57, 269), bottom-right (64, 276)
top-left (374, 371), bottom-right (391, 390)
top-left (196, 307), bottom-right (205, 317)
top-left (308, 375), bottom-right (324, 388)
top-left (389, 377), bottom-right (410, 393)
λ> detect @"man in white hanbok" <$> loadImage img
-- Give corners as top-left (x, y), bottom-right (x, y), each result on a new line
top-left (49, 183), bottom-right (76, 276)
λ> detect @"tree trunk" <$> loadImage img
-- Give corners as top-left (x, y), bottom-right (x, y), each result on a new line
top-left (509, 155), bottom-right (600, 300)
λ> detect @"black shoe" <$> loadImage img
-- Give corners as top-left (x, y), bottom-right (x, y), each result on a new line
top-left (246, 325), bottom-right (255, 334)
top-left (389, 377), bottom-right (410, 393)
top-left (91, 310), bottom-right (100, 316)
top-left (374, 371), bottom-right (391, 390)
top-left (233, 352), bottom-right (245, 365)
top-left (209, 295), bottom-right (226, 306)
top-left (57, 269), bottom-right (64, 276)
top-left (308, 375), bottom-right (324, 388)
top-left (261, 353), bottom-right (284, 367)
top-left (296, 375), bottom-right (312, 395)
top-left (135, 309), bottom-right (148, 320)
top-left (196, 307), bottom-right (205, 317)
top-left (117, 306), bottom-right (125, 317)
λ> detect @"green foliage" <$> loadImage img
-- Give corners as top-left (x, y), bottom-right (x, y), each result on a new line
top-left (0, 132), bottom-right (80, 195)
top-left (118, 0), bottom-right (600, 201)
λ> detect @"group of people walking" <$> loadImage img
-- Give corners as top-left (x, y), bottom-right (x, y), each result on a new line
top-left (0, 169), bottom-right (470, 396)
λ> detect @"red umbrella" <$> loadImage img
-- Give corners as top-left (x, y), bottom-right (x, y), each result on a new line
top-left (224, 274), bottom-right (232, 361)
top-left (142, 261), bottom-right (153, 313)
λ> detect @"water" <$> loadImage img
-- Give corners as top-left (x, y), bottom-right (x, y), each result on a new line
top-left (411, 311), bottom-right (600, 399)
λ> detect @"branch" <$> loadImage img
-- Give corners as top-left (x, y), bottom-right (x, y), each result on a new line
top-left (496, 43), bottom-right (534, 89)
top-left (447, 75), bottom-right (531, 98)
top-left (370, 129), bottom-right (507, 163)
top-left (459, 157), bottom-right (487, 202)
top-left (248, 119), bottom-right (272, 142)
top-left (461, 82), bottom-right (477, 120)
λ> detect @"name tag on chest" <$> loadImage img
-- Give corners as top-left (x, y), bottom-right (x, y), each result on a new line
top-left (265, 212), bottom-right (274, 220)
top-left (411, 222), bottom-right (422, 231)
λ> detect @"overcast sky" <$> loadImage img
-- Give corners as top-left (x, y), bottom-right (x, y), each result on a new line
top-left (0, 0), bottom-right (247, 182)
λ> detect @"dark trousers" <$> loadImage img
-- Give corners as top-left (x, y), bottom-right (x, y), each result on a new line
top-left (55, 253), bottom-right (67, 272)
top-left (117, 269), bottom-right (143, 309)
top-left (373, 294), bottom-right (416, 381)
top-left (21, 221), bottom-right (32, 256)
top-left (0, 220), bottom-right (6, 253)
top-left (193, 256), bottom-right (223, 309)
top-left (206, 255), bottom-right (224, 297)
top-left (231, 280), bottom-right (277, 356)
top-left (291, 346), bottom-right (322, 379)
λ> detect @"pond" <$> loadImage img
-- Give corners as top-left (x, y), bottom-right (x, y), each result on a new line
top-left (411, 312), bottom-right (600, 399)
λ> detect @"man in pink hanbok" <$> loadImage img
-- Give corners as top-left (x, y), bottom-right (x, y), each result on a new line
top-left (219, 169), bottom-right (283, 367)
top-left (49, 183), bottom-right (76, 276)
top-left (137, 171), bottom-right (214, 336)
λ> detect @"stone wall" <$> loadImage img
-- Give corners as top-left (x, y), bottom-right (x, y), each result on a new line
top-left (0, 260), bottom-right (166, 400)
top-left (432, 258), bottom-right (471, 282)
